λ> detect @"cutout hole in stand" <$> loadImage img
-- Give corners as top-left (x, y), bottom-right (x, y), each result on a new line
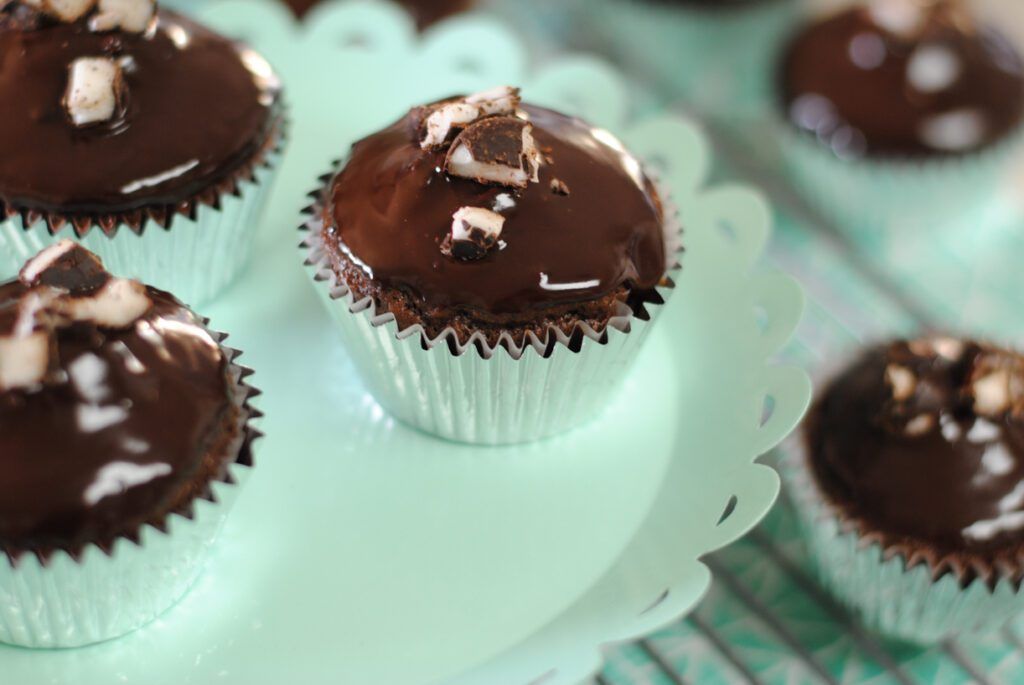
top-left (717, 495), bottom-right (738, 526)
top-left (760, 394), bottom-right (776, 428)
top-left (645, 153), bottom-right (669, 176)
top-left (339, 32), bottom-right (371, 49)
top-left (526, 669), bottom-right (558, 685)
top-left (753, 303), bottom-right (769, 334)
top-left (717, 217), bottom-right (738, 244)
top-left (640, 589), bottom-right (671, 616)
top-left (453, 56), bottom-right (484, 75)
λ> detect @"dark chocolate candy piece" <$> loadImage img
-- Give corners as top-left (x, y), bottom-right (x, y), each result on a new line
top-left (445, 116), bottom-right (540, 188)
top-left (19, 241), bottom-right (110, 295)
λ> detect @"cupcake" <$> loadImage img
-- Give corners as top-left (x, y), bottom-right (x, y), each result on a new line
top-left (302, 86), bottom-right (680, 444)
top-left (585, 0), bottom-right (797, 115)
top-left (777, 0), bottom-right (1024, 234)
top-left (787, 337), bottom-right (1024, 643)
top-left (0, 241), bottom-right (260, 648)
top-left (0, 1), bottom-right (285, 306)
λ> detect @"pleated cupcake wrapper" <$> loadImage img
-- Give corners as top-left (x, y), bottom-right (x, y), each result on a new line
top-left (586, 0), bottom-right (797, 116)
top-left (301, 168), bottom-right (682, 445)
top-left (0, 127), bottom-right (286, 309)
top-left (781, 435), bottom-right (1024, 644)
top-left (0, 340), bottom-right (262, 649)
top-left (777, 115), bottom-right (1024, 249)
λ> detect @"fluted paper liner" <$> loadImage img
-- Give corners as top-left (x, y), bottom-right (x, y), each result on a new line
top-left (777, 114), bottom-right (1024, 243)
top-left (782, 431), bottom-right (1024, 644)
top-left (0, 121), bottom-right (286, 308)
top-left (0, 334), bottom-right (262, 649)
top-left (301, 163), bottom-right (682, 445)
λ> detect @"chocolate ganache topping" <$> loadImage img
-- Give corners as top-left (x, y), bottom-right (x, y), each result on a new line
top-left (780, 0), bottom-right (1024, 158)
top-left (808, 338), bottom-right (1024, 564)
top-left (0, 242), bottom-right (245, 556)
top-left (321, 87), bottom-right (668, 339)
top-left (0, 2), bottom-right (282, 224)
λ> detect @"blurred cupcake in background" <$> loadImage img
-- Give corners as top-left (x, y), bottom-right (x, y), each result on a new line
top-left (0, 1), bottom-right (286, 306)
top-left (0, 242), bottom-right (260, 648)
top-left (776, 0), bottom-right (1024, 237)
top-left (585, 0), bottom-right (798, 116)
top-left (786, 336), bottom-right (1024, 643)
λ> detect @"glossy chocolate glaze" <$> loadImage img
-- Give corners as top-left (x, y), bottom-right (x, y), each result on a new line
top-left (0, 281), bottom-right (240, 554)
top-left (323, 105), bottom-right (666, 330)
top-left (780, 6), bottom-right (1024, 157)
top-left (808, 340), bottom-right (1024, 561)
top-left (0, 8), bottom-right (281, 216)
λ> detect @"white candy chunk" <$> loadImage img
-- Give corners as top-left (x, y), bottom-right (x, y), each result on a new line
top-left (918, 108), bottom-right (987, 152)
top-left (973, 369), bottom-right (1012, 417)
top-left (18, 240), bottom-right (78, 286)
top-left (908, 336), bottom-right (966, 361)
top-left (885, 364), bottom-right (917, 401)
top-left (59, 278), bottom-right (151, 328)
top-left (907, 44), bottom-right (962, 94)
top-left (23, 0), bottom-right (96, 22)
top-left (0, 331), bottom-right (50, 392)
top-left (465, 85), bottom-right (521, 117)
top-left (15, 288), bottom-right (66, 334)
top-left (419, 86), bottom-right (522, 149)
top-left (64, 57), bottom-right (124, 127)
top-left (932, 337), bottom-right (965, 361)
top-left (904, 414), bottom-right (936, 437)
top-left (522, 126), bottom-right (542, 183)
top-left (452, 206), bottom-right (505, 243)
top-left (446, 143), bottom-right (526, 187)
top-left (448, 207), bottom-right (505, 260)
top-left (421, 102), bottom-right (480, 150)
top-left (868, 0), bottom-right (925, 37)
top-left (89, 0), bottom-right (156, 33)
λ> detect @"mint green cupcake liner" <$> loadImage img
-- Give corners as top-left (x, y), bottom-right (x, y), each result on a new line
top-left (777, 116), bottom-right (1024, 248)
top-left (0, 132), bottom-right (285, 308)
top-left (0, 347), bottom-right (260, 649)
top-left (301, 171), bottom-right (682, 446)
top-left (782, 436), bottom-right (1024, 644)
top-left (586, 0), bottom-right (798, 116)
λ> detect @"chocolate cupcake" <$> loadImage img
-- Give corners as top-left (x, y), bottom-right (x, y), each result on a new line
top-left (0, 241), bottom-right (260, 648)
top-left (0, 1), bottom-right (285, 306)
top-left (302, 86), bottom-right (680, 444)
top-left (787, 337), bottom-right (1024, 643)
top-left (776, 0), bottom-right (1024, 232)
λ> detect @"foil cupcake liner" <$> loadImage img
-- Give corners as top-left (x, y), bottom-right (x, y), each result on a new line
top-left (776, 114), bottom-right (1024, 247)
top-left (782, 432), bottom-right (1024, 644)
top-left (0, 122), bottom-right (286, 308)
top-left (586, 0), bottom-right (797, 116)
top-left (300, 164), bottom-right (682, 445)
top-left (0, 336), bottom-right (262, 649)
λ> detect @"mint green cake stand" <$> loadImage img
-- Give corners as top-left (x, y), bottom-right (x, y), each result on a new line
top-left (0, 3), bottom-right (809, 683)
